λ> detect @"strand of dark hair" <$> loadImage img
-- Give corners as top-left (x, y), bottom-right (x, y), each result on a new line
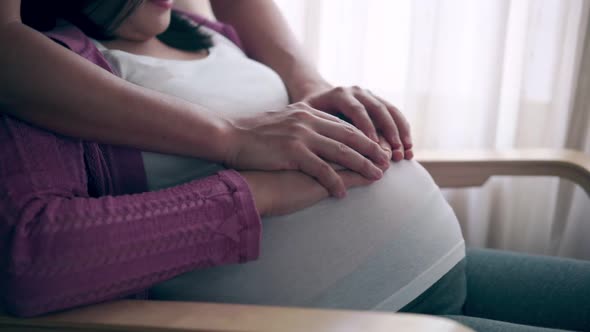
top-left (158, 13), bottom-right (213, 51)
top-left (21, 0), bottom-right (212, 51)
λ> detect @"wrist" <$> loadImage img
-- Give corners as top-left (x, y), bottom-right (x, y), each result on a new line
top-left (279, 58), bottom-right (331, 102)
top-left (216, 115), bottom-right (245, 168)
top-left (291, 79), bottom-right (332, 102)
top-left (197, 110), bottom-right (239, 164)
top-left (288, 77), bottom-right (332, 102)
top-left (238, 171), bottom-right (269, 217)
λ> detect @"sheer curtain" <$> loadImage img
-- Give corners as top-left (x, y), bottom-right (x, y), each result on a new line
top-left (274, 0), bottom-right (590, 259)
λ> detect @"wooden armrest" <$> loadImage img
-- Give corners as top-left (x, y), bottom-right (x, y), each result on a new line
top-left (0, 300), bottom-right (472, 332)
top-left (415, 149), bottom-right (590, 195)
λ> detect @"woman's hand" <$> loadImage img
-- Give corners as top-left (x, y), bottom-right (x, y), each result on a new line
top-left (300, 85), bottom-right (413, 161)
top-left (224, 102), bottom-right (391, 198)
top-left (240, 170), bottom-right (374, 217)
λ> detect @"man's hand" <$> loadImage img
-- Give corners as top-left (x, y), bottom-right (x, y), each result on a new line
top-left (225, 103), bottom-right (391, 198)
top-left (301, 85), bottom-right (413, 161)
top-left (240, 170), bottom-right (375, 217)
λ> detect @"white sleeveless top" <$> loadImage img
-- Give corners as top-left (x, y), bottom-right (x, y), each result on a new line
top-left (95, 26), bottom-right (289, 190)
top-left (94, 26), bottom-right (464, 311)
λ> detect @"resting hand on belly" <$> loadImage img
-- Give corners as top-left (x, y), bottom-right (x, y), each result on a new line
top-left (224, 102), bottom-right (389, 198)
top-left (240, 135), bottom-right (393, 217)
top-left (240, 169), bottom-right (372, 217)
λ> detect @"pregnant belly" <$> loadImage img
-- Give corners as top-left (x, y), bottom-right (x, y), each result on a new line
top-left (149, 160), bottom-right (465, 311)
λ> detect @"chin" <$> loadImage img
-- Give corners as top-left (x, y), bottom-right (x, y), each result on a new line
top-left (114, 2), bottom-right (172, 41)
top-left (131, 16), bottom-right (171, 40)
top-left (153, 19), bottom-right (171, 35)
top-left (147, 10), bottom-right (172, 35)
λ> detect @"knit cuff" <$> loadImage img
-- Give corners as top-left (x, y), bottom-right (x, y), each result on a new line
top-left (217, 169), bottom-right (262, 262)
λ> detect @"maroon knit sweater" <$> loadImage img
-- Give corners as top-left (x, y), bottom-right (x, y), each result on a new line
top-left (0, 12), bottom-right (261, 317)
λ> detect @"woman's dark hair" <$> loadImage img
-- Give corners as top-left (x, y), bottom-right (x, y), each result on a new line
top-left (21, 0), bottom-right (213, 51)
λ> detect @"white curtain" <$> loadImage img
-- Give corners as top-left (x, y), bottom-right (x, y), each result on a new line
top-left (274, 0), bottom-right (590, 259)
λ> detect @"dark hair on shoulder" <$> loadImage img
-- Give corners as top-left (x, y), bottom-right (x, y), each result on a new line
top-left (21, 0), bottom-right (212, 51)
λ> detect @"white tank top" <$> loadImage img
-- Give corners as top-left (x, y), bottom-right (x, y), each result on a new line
top-left (94, 26), bottom-right (289, 190)
top-left (95, 27), bottom-right (464, 310)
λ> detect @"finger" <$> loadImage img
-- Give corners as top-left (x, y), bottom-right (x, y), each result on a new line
top-left (377, 135), bottom-right (393, 158)
top-left (354, 91), bottom-right (404, 161)
top-left (280, 171), bottom-right (330, 214)
top-left (404, 148), bottom-right (414, 160)
top-left (308, 107), bottom-right (369, 134)
top-left (295, 148), bottom-right (347, 198)
top-left (377, 135), bottom-right (392, 171)
top-left (310, 133), bottom-right (383, 181)
top-left (338, 170), bottom-right (375, 188)
top-left (373, 95), bottom-right (413, 151)
top-left (307, 106), bottom-right (348, 124)
top-left (294, 103), bottom-right (359, 131)
top-left (354, 90), bottom-right (403, 152)
top-left (312, 118), bottom-right (390, 166)
top-left (331, 90), bottom-right (379, 142)
top-left (290, 102), bottom-right (343, 124)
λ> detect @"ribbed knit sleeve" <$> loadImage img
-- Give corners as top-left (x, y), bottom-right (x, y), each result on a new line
top-left (0, 116), bottom-right (262, 317)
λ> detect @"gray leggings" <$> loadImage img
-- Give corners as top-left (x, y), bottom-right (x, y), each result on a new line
top-left (400, 249), bottom-right (590, 332)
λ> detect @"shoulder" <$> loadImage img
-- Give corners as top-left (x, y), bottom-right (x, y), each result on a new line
top-left (43, 22), bottom-right (119, 75)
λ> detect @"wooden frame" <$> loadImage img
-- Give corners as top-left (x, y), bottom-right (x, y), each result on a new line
top-left (2, 148), bottom-right (588, 331)
top-left (0, 300), bottom-right (471, 332)
top-left (417, 149), bottom-right (590, 195)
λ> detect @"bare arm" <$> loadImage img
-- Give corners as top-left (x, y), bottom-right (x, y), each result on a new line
top-left (0, 0), bottom-right (231, 160)
top-left (209, 0), bottom-right (414, 157)
top-left (210, 0), bottom-right (328, 102)
top-left (0, 0), bottom-right (387, 196)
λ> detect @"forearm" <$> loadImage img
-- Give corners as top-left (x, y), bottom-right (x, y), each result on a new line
top-left (0, 113), bottom-right (261, 317)
top-left (3, 171), bottom-right (261, 317)
top-left (0, 21), bottom-right (231, 161)
top-left (210, 0), bottom-right (330, 101)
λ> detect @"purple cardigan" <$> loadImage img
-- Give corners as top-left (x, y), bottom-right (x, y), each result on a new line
top-left (0, 12), bottom-right (260, 317)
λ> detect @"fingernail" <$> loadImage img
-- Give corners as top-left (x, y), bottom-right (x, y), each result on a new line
top-left (379, 143), bottom-right (391, 152)
top-left (393, 149), bottom-right (404, 161)
top-left (389, 137), bottom-right (402, 150)
top-left (336, 191), bottom-right (347, 198)
top-left (372, 168), bottom-right (383, 179)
